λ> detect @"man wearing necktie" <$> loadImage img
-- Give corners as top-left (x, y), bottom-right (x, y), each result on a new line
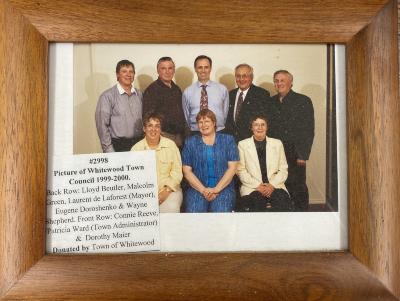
top-left (182, 55), bottom-right (229, 135)
top-left (226, 63), bottom-right (271, 142)
top-left (95, 59), bottom-right (143, 152)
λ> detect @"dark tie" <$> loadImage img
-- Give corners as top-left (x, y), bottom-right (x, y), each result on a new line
top-left (235, 91), bottom-right (244, 122)
top-left (200, 85), bottom-right (208, 110)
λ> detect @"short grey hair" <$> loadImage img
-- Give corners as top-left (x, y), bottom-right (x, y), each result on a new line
top-left (156, 56), bottom-right (175, 68)
top-left (235, 63), bottom-right (254, 78)
top-left (273, 70), bottom-right (293, 82)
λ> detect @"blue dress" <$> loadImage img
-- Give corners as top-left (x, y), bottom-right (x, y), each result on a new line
top-left (182, 133), bottom-right (239, 212)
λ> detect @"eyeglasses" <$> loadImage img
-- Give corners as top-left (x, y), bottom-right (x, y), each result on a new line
top-left (235, 74), bottom-right (251, 79)
top-left (145, 124), bottom-right (161, 129)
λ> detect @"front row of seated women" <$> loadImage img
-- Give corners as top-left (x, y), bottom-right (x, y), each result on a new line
top-left (131, 109), bottom-right (292, 213)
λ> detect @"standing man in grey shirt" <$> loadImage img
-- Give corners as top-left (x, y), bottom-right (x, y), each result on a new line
top-left (95, 59), bottom-right (143, 152)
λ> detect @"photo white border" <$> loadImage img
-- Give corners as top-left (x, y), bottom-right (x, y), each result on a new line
top-left (48, 43), bottom-right (347, 252)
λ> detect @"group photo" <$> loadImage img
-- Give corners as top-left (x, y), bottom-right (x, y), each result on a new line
top-left (73, 44), bottom-right (337, 214)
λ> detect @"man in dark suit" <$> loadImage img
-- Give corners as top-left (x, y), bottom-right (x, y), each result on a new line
top-left (226, 64), bottom-right (271, 142)
top-left (268, 70), bottom-right (314, 211)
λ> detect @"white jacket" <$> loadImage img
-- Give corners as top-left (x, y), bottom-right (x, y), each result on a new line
top-left (237, 136), bottom-right (288, 196)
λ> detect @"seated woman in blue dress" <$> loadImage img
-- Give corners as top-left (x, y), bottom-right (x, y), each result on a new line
top-left (182, 109), bottom-right (239, 213)
top-left (236, 114), bottom-right (293, 212)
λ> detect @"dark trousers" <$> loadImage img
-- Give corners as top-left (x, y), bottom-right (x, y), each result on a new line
top-left (282, 142), bottom-right (309, 211)
top-left (112, 137), bottom-right (142, 152)
top-left (236, 190), bottom-right (293, 212)
top-left (286, 163), bottom-right (309, 211)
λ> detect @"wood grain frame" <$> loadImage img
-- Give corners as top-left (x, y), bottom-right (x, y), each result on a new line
top-left (1, 0), bottom-right (399, 300)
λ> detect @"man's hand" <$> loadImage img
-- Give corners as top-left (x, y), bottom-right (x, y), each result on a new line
top-left (297, 159), bottom-right (306, 166)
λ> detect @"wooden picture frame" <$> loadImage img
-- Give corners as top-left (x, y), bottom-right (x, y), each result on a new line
top-left (1, 0), bottom-right (399, 299)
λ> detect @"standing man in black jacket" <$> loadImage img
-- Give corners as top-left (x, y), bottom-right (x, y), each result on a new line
top-left (142, 57), bottom-right (188, 148)
top-left (269, 70), bottom-right (315, 211)
top-left (226, 64), bottom-right (271, 142)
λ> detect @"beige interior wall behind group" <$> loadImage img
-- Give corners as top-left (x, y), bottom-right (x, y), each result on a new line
top-left (73, 44), bottom-right (327, 203)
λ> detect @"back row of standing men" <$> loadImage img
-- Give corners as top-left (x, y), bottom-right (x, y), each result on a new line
top-left (95, 55), bottom-right (314, 211)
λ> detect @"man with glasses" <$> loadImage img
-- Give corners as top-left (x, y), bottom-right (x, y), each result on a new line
top-left (226, 63), bottom-right (271, 142)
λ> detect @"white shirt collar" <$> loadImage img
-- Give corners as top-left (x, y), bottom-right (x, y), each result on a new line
top-left (196, 80), bottom-right (211, 87)
top-left (237, 86), bottom-right (250, 98)
top-left (117, 82), bottom-right (136, 95)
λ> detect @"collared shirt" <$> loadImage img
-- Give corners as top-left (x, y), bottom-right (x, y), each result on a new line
top-left (182, 80), bottom-right (229, 131)
top-left (131, 136), bottom-right (182, 192)
top-left (233, 87), bottom-right (250, 122)
top-left (143, 78), bottom-right (186, 136)
top-left (95, 83), bottom-right (143, 153)
top-left (116, 82), bottom-right (137, 95)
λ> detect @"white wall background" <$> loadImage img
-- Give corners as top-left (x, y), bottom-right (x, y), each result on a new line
top-left (73, 44), bottom-right (327, 203)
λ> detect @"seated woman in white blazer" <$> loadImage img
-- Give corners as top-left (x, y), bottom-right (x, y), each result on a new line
top-left (236, 114), bottom-right (293, 212)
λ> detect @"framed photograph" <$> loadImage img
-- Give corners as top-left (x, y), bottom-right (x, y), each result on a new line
top-left (1, 0), bottom-right (399, 300)
top-left (48, 43), bottom-right (346, 252)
